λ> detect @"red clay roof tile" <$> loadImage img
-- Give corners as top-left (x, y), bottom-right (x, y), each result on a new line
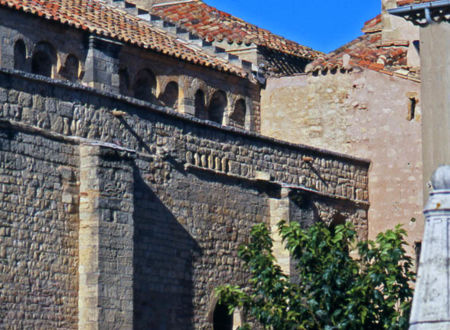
top-left (150, 0), bottom-right (321, 60)
top-left (397, 0), bottom-right (435, 6)
top-left (0, 0), bottom-right (248, 78)
top-left (307, 15), bottom-right (418, 80)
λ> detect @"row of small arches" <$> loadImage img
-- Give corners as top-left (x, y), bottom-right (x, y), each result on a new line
top-left (12, 39), bottom-right (247, 128)
top-left (14, 39), bottom-right (79, 81)
top-left (119, 67), bottom-right (246, 127)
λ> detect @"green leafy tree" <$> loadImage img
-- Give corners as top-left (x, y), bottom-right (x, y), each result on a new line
top-left (216, 221), bottom-right (415, 330)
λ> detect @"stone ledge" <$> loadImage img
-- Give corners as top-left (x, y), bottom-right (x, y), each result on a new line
top-left (0, 67), bottom-right (371, 167)
top-left (0, 118), bottom-right (136, 154)
top-left (185, 163), bottom-right (370, 206)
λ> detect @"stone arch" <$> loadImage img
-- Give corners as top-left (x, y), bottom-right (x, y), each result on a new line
top-left (213, 301), bottom-right (232, 330)
top-left (194, 89), bottom-right (207, 120)
top-left (207, 292), bottom-right (243, 330)
top-left (60, 54), bottom-right (79, 81)
top-left (31, 41), bottom-right (57, 77)
top-left (186, 77), bottom-right (207, 97)
top-left (229, 98), bottom-right (246, 128)
top-left (13, 39), bottom-right (27, 71)
top-left (133, 68), bottom-right (156, 102)
top-left (208, 90), bottom-right (227, 124)
top-left (159, 81), bottom-right (179, 109)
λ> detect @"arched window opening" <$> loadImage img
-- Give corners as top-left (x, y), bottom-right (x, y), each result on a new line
top-left (213, 301), bottom-right (232, 330)
top-left (208, 90), bottom-right (227, 124)
top-left (133, 69), bottom-right (156, 102)
top-left (194, 89), bottom-right (207, 120)
top-left (31, 42), bottom-right (56, 77)
top-left (119, 68), bottom-right (130, 95)
top-left (159, 81), bottom-right (178, 109)
top-left (230, 99), bottom-right (246, 128)
top-left (61, 54), bottom-right (79, 81)
top-left (14, 39), bottom-right (26, 71)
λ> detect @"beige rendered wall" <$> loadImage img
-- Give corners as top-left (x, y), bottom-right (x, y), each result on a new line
top-left (420, 23), bottom-right (450, 195)
top-left (261, 70), bottom-right (423, 255)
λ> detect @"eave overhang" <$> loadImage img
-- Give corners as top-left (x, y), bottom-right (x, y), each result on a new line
top-left (389, 0), bottom-right (450, 26)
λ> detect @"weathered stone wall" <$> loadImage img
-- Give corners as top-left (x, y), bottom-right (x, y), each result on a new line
top-left (261, 69), bottom-right (423, 256)
top-left (0, 7), bottom-right (261, 132)
top-left (0, 127), bottom-right (79, 328)
top-left (0, 68), bottom-right (369, 328)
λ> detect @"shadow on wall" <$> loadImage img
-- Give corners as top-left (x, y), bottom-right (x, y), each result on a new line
top-left (133, 166), bottom-right (201, 330)
top-left (289, 192), bottom-right (320, 284)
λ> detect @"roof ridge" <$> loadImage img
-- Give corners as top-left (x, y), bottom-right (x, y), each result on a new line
top-left (152, 0), bottom-right (197, 8)
top-left (150, 0), bottom-right (323, 59)
top-left (100, 0), bottom-right (259, 72)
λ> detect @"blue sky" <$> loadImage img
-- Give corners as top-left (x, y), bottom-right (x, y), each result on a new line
top-left (205, 0), bottom-right (381, 53)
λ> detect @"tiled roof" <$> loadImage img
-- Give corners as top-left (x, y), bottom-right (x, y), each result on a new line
top-left (0, 0), bottom-right (248, 78)
top-left (397, 0), bottom-right (435, 6)
top-left (150, 0), bottom-right (321, 60)
top-left (306, 15), bottom-right (419, 81)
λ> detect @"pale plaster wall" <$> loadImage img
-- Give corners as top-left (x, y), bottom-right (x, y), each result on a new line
top-left (420, 23), bottom-right (450, 197)
top-left (261, 70), bottom-right (423, 256)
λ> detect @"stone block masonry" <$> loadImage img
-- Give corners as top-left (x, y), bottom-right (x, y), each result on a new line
top-left (79, 144), bottom-right (135, 329)
top-left (0, 128), bottom-right (79, 328)
top-left (0, 69), bottom-right (370, 329)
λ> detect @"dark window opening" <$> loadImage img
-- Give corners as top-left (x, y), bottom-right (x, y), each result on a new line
top-left (119, 68), bottom-right (130, 95)
top-left (195, 89), bottom-right (207, 120)
top-left (32, 52), bottom-right (52, 77)
top-left (413, 40), bottom-right (420, 53)
top-left (415, 241), bottom-right (422, 272)
top-left (31, 42), bottom-right (56, 77)
top-left (208, 90), bottom-right (227, 124)
top-left (14, 39), bottom-right (26, 71)
top-left (133, 69), bottom-right (156, 102)
top-left (159, 81), bottom-right (178, 109)
top-left (408, 97), bottom-right (417, 121)
top-left (229, 98), bottom-right (246, 128)
top-left (61, 54), bottom-right (79, 81)
top-left (213, 302), bottom-right (232, 330)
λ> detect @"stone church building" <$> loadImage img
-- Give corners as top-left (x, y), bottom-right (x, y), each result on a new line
top-left (0, 0), bottom-right (420, 328)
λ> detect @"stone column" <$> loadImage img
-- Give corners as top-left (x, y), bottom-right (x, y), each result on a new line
top-left (79, 143), bottom-right (135, 330)
top-left (84, 35), bottom-right (123, 93)
top-left (269, 188), bottom-right (291, 275)
top-left (410, 166), bottom-right (450, 329)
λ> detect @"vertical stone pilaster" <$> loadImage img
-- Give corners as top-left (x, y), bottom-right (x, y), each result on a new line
top-left (269, 188), bottom-right (291, 276)
top-left (79, 144), bottom-right (135, 330)
top-left (84, 35), bottom-right (123, 93)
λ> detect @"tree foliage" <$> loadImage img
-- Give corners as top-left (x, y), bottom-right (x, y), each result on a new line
top-left (216, 221), bottom-right (415, 330)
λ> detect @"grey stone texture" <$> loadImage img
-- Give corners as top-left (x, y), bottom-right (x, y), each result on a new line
top-left (0, 129), bottom-right (79, 329)
top-left (0, 4), bottom-right (371, 328)
top-left (0, 67), bottom-right (370, 328)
